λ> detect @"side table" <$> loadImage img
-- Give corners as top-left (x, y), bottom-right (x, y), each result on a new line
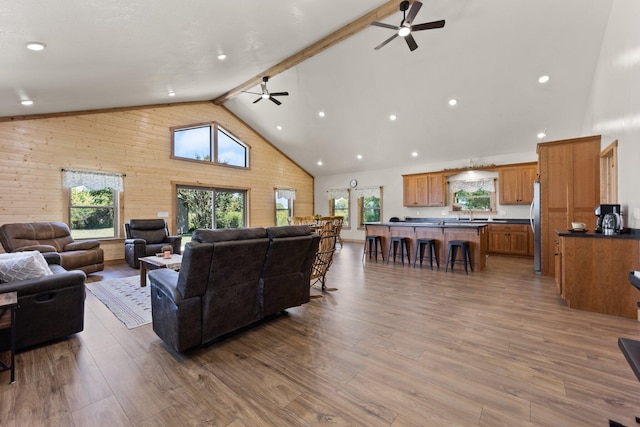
top-left (0, 291), bottom-right (18, 384)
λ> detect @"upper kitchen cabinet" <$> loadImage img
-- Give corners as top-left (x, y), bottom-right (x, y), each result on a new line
top-left (403, 173), bottom-right (446, 207)
top-left (498, 163), bottom-right (538, 205)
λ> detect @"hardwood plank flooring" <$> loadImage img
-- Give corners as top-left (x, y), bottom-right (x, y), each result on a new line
top-left (2, 243), bottom-right (640, 426)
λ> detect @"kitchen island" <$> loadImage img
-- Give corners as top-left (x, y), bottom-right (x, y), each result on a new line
top-left (556, 229), bottom-right (640, 319)
top-left (365, 222), bottom-right (488, 271)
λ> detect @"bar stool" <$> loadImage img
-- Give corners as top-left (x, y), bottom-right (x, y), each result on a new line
top-left (362, 235), bottom-right (384, 262)
top-left (445, 240), bottom-right (473, 273)
top-left (387, 237), bottom-right (410, 265)
top-left (414, 238), bottom-right (439, 269)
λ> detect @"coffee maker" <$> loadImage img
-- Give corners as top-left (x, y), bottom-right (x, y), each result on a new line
top-left (595, 204), bottom-right (622, 233)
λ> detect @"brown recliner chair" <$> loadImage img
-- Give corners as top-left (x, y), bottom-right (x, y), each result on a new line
top-left (124, 219), bottom-right (182, 268)
top-left (0, 221), bottom-right (104, 274)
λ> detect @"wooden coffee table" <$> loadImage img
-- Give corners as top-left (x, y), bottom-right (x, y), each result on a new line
top-left (138, 254), bottom-right (182, 287)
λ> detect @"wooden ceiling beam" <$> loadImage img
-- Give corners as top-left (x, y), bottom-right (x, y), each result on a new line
top-left (212, 0), bottom-right (400, 105)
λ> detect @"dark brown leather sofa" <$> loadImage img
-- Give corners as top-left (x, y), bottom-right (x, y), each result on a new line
top-left (0, 222), bottom-right (104, 274)
top-left (148, 225), bottom-right (320, 352)
top-left (124, 219), bottom-right (182, 268)
top-left (0, 253), bottom-right (86, 350)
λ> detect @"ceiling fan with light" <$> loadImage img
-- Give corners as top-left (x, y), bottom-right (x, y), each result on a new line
top-left (242, 76), bottom-right (289, 105)
top-left (371, 0), bottom-right (445, 52)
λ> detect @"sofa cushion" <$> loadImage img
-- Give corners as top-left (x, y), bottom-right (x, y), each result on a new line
top-left (266, 225), bottom-right (312, 239)
top-left (0, 251), bottom-right (53, 283)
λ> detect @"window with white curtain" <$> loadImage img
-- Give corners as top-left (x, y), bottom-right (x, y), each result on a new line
top-left (449, 177), bottom-right (496, 212)
top-left (63, 169), bottom-right (123, 239)
top-left (328, 188), bottom-right (350, 228)
top-left (356, 186), bottom-right (382, 229)
top-left (275, 188), bottom-right (295, 226)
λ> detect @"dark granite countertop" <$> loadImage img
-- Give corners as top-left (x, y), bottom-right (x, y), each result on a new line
top-left (555, 229), bottom-right (640, 239)
top-left (365, 221), bottom-right (488, 229)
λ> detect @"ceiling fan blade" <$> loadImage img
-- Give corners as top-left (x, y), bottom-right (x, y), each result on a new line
top-left (269, 97), bottom-right (282, 106)
top-left (253, 97), bottom-right (262, 104)
top-left (405, 33), bottom-right (418, 51)
top-left (269, 92), bottom-right (289, 97)
top-left (404, 1), bottom-right (423, 26)
top-left (371, 21), bottom-right (399, 31)
top-left (412, 20), bottom-right (445, 32)
top-left (374, 33), bottom-right (399, 50)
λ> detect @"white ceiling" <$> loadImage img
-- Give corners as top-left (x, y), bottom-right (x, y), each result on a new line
top-left (1, 0), bottom-right (613, 176)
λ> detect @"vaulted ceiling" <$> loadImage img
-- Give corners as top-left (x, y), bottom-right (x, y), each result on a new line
top-left (1, 0), bottom-right (612, 176)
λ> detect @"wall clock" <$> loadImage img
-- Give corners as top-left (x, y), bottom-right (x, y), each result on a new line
top-left (350, 179), bottom-right (358, 188)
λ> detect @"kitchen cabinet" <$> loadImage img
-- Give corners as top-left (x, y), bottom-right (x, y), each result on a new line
top-left (498, 163), bottom-right (537, 205)
top-left (403, 173), bottom-right (445, 207)
top-left (558, 232), bottom-right (640, 319)
top-left (538, 135), bottom-right (600, 277)
top-left (487, 224), bottom-right (530, 256)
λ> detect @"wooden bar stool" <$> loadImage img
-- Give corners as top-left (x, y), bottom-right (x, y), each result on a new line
top-left (362, 235), bottom-right (384, 262)
top-left (414, 238), bottom-right (439, 269)
top-left (445, 240), bottom-right (472, 273)
top-left (387, 237), bottom-right (410, 265)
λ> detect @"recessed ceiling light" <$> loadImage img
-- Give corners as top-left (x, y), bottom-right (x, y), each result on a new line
top-left (168, 91), bottom-right (176, 97)
top-left (537, 132), bottom-right (547, 139)
top-left (538, 75), bottom-right (550, 84)
top-left (411, 152), bottom-right (418, 157)
top-left (318, 111), bottom-right (325, 117)
top-left (20, 100), bottom-right (34, 106)
top-left (317, 161), bottom-right (323, 166)
top-left (357, 155), bottom-right (363, 160)
top-left (26, 42), bottom-right (46, 51)
top-left (448, 99), bottom-right (458, 106)
top-left (389, 114), bottom-right (397, 121)
top-left (217, 54), bottom-right (227, 60)
top-left (276, 125), bottom-right (282, 130)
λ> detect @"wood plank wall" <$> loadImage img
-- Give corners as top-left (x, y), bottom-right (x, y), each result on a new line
top-left (0, 101), bottom-right (314, 261)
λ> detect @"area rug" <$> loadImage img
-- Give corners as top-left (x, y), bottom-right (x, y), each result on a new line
top-left (87, 276), bottom-right (151, 329)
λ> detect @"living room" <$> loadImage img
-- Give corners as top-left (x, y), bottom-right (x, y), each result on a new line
top-left (2, 1), bottom-right (640, 425)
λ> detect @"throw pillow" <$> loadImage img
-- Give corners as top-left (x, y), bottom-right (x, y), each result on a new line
top-left (0, 251), bottom-right (53, 283)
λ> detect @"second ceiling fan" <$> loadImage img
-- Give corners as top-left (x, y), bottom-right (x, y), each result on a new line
top-left (371, 0), bottom-right (445, 52)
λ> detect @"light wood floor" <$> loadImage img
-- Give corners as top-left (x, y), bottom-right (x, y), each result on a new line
top-left (2, 243), bottom-right (640, 426)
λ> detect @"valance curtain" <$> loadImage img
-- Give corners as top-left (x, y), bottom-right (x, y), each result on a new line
top-left (449, 178), bottom-right (495, 193)
top-left (354, 186), bottom-right (382, 198)
top-left (275, 188), bottom-right (296, 200)
top-left (327, 188), bottom-right (349, 200)
top-left (62, 169), bottom-right (124, 192)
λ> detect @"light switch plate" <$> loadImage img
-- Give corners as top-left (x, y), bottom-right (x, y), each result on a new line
top-left (157, 212), bottom-right (169, 218)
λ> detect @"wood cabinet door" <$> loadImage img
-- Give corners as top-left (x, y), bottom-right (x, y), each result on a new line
top-left (427, 173), bottom-right (445, 206)
top-left (519, 165), bottom-right (537, 204)
top-left (509, 231), bottom-right (529, 255)
top-left (415, 175), bottom-right (429, 205)
top-left (499, 167), bottom-right (520, 204)
top-left (403, 176), bottom-right (417, 206)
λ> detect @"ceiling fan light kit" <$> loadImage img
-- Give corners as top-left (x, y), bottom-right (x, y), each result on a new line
top-left (371, 0), bottom-right (445, 52)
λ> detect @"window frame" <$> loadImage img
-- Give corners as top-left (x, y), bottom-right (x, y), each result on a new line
top-left (450, 189), bottom-right (496, 213)
top-left (275, 192), bottom-right (294, 226)
top-left (357, 188), bottom-right (382, 230)
top-left (68, 186), bottom-right (119, 239)
top-left (171, 122), bottom-right (250, 169)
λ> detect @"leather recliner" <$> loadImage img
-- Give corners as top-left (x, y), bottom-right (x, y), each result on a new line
top-left (0, 221), bottom-right (104, 274)
top-left (124, 219), bottom-right (182, 268)
top-left (0, 252), bottom-right (86, 350)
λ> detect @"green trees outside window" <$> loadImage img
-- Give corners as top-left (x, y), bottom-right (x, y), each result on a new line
top-left (177, 186), bottom-right (246, 234)
top-left (69, 186), bottom-right (116, 239)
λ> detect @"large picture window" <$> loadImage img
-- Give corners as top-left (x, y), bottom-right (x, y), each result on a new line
top-left (176, 185), bottom-right (247, 235)
top-left (172, 123), bottom-right (249, 168)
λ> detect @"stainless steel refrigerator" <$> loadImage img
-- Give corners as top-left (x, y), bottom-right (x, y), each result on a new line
top-left (530, 181), bottom-right (542, 274)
